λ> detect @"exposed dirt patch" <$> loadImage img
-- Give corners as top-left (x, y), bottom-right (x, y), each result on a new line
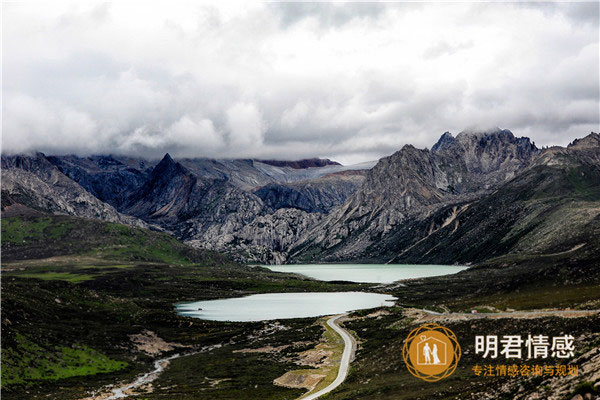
top-left (273, 316), bottom-right (349, 398)
top-left (234, 345), bottom-right (290, 354)
top-left (365, 309), bottom-right (392, 318)
top-left (273, 371), bottom-right (327, 390)
top-left (129, 330), bottom-right (188, 356)
top-left (296, 348), bottom-right (334, 368)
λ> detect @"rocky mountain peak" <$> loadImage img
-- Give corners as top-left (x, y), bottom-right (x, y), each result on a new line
top-left (568, 132), bottom-right (600, 150)
top-left (431, 132), bottom-right (456, 153)
top-left (153, 153), bottom-right (187, 178)
top-left (432, 128), bottom-right (537, 155)
top-left (456, 126), bottom-right (508, 138)
top-left (157, 152), bottom-right (174, 166)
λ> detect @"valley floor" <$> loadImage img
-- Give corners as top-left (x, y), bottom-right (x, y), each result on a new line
top-left (2, 214), bottom-right (599, 400)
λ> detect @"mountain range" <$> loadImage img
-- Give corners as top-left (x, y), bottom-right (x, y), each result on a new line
top-left (2, 128), bottom-right (599, 265)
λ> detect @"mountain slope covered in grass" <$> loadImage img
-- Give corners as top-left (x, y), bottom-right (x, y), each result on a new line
top-left (1, 213), bottom-right (231, 266)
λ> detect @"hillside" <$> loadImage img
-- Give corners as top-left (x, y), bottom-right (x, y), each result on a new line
top-left (0, 154), bottom-right (144, 227)
top-left (290, 131), bottom-right (598, 264)
top-left (1, 212), bottom-right (231, 265)
top-left (2, 152), bottom-right (372, 263)
top-left (386, 147), bottom-right (600, 264)
top-left (2, 130), bottom-right (598, 266)
top-left (0, 213), bottom-right (363, 398)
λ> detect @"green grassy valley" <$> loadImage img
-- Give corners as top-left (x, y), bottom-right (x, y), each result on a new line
top-left (2, 212), bottom-right (599, 400)
top-left (1, 214), bottom-right (364, 399)
top-left (2, 134), bottom-right (600, 399)
top-left (2, 1), bottom-right (599, 397)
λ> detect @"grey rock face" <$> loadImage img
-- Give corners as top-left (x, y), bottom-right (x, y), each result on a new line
top-left (14, 152), bottom-right (366, 263)
top-left (254, 171), bottom-right (366, 213)
top-left (432, 128), bottom-right (540, 192)
top-left (7, 128), bottom-right (585, 267)
top-left (119, 155), bottom-right (340, 263)
top-left (289, 129), bottom-right (541, 262)
top-left (1, 153), bottom-right (146, 227)
top-left (121, 156), bottom-right (368, 262)
top-left (47, 155), bottom-right (152, 208)
top-left (121, 154), bottom-right (265, 240)
top-left (188, 208), bottom-right (323, 264)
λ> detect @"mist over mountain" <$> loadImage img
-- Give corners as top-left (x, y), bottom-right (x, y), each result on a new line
top-left (3, 3), bottom-right (599, 399)
top-left (294, 132), bottom-right (600, 264)
top-left (289, 128), bottom-right (542, 261)
top-left (2, 129), bottom-right (598, 265)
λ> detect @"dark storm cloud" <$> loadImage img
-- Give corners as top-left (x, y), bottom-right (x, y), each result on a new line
top-left (2, 2), bottom-right (598, 165)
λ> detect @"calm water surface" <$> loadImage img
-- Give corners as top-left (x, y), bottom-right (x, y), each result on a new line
top-left (176, 292), bottom-right (396, 322)
top-left (264, 264), bottom-right (467, 283)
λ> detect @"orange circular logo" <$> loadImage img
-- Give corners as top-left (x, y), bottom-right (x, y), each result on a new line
top-left (402, 323), bottom-right (461, 382)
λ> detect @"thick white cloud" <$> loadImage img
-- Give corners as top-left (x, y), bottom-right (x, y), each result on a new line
top-left (3, 94), bottom-right (99, 154)
top-left (226, 103), bottom-right (265, 157)
top-left (2, 1), bottom-right (598, 164)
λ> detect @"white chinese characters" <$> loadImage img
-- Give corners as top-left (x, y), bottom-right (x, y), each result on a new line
top-left (475, 335), bottom-right (575, 359)
top-left (551, 335), bottom-right (575, 358)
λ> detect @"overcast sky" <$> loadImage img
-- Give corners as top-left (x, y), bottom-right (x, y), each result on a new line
top-left (2, 1), bottom-right (599, 164)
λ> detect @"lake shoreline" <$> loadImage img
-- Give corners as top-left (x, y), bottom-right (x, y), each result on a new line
top-left (176, 291), bottom-right (397, 322)
top-left (261, 263), bottom-right (468, 284)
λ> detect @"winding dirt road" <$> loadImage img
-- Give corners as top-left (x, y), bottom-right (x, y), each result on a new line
top-left (302, 314), bottom-right (355, 400)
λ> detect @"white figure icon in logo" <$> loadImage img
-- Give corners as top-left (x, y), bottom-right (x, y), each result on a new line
top-left (432, 344), bottom-right (441, 364)
top-left (417, 335), bottom-right (447, 365)
top-left (423, 342), bottom-right (431, 364)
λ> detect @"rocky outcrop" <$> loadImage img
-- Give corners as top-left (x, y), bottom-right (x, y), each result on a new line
top-left (431, 128), bottom-right (540, 193)
top-left (187, 208), bottom-right (323, 264)
top-left (254, 171), bottom-right (366, 213)
top-left (121, 154), bottom-right (265, 242)
top-left (1, 153), bottom-right (146, 227)
top-left (46, 155), bottom-right (152, 208)
top-left (289, 128), bottom-right (541, 262)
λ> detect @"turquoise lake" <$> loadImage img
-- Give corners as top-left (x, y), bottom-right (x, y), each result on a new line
top-left (176, 292), bottom-right (397, 322)
top-left (263, 263), bottom-right (467, 283)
